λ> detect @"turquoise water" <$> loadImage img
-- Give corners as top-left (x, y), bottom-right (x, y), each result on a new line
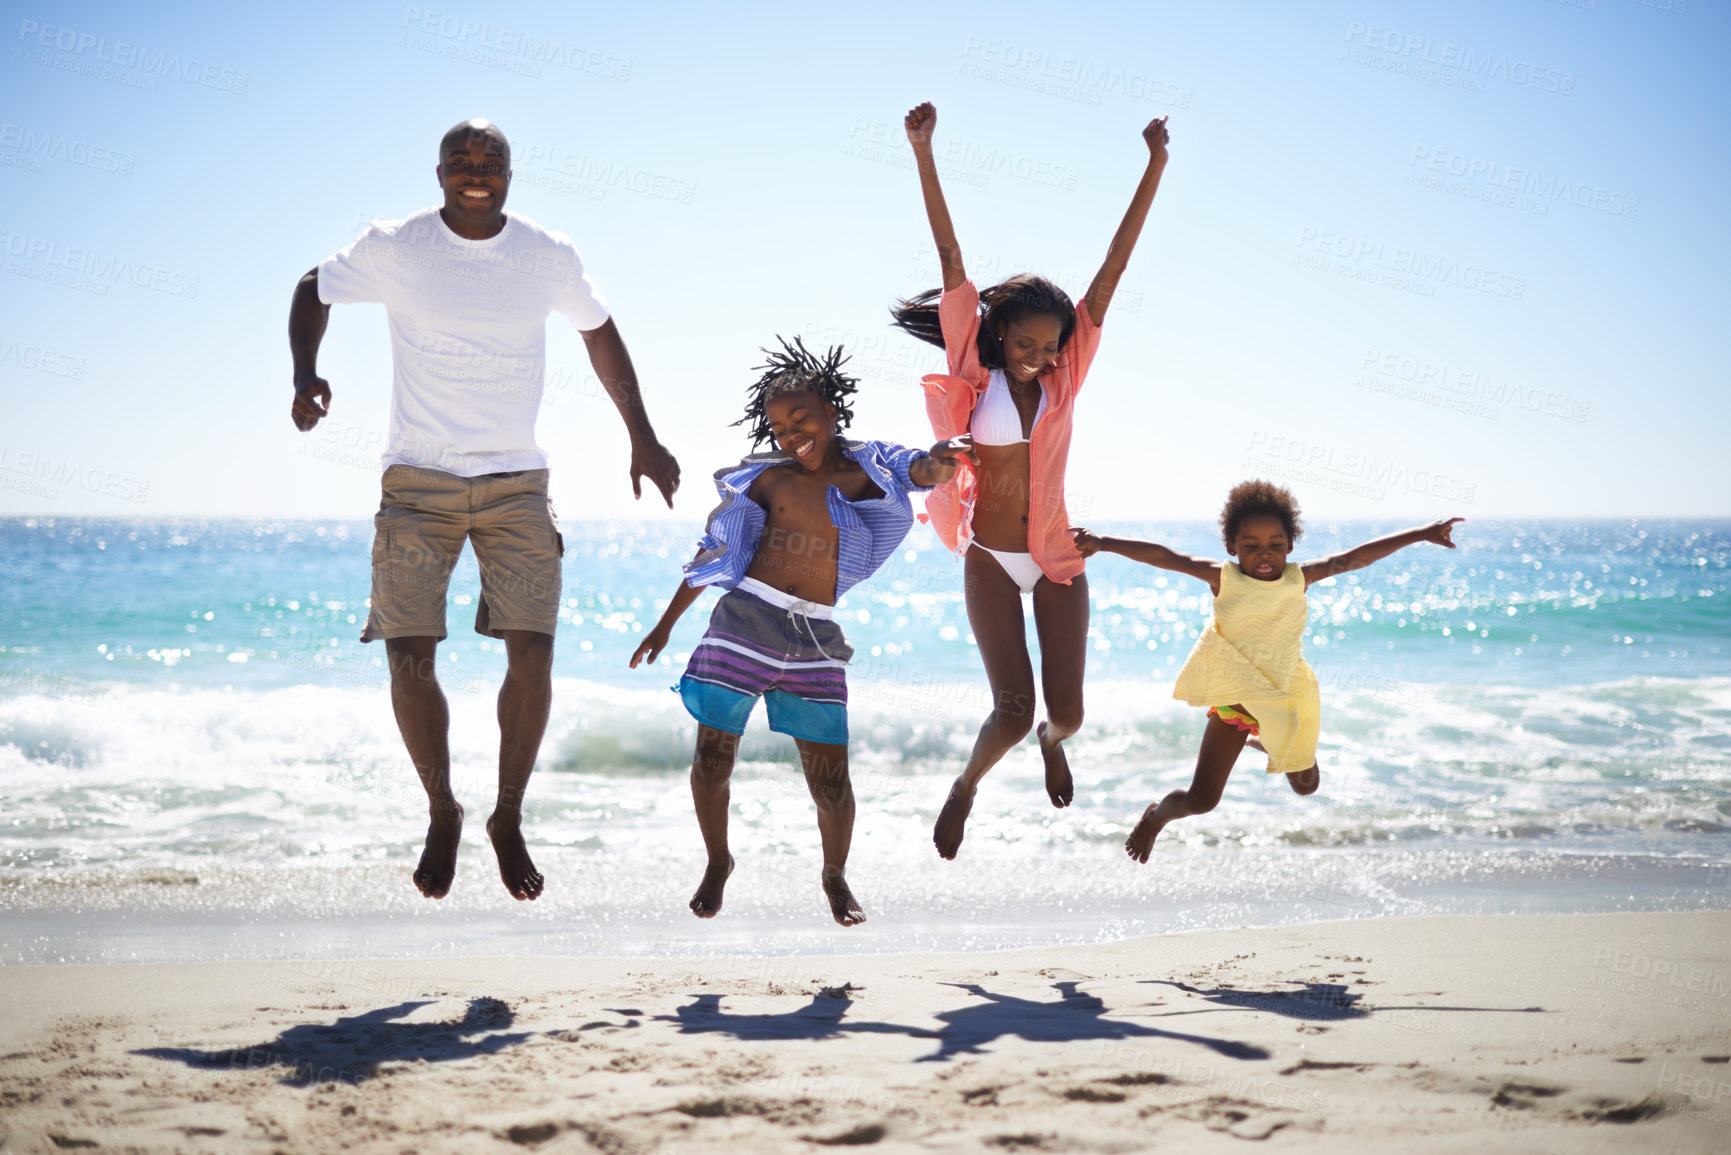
top-left (1, 517), bottom-right (1728, 962)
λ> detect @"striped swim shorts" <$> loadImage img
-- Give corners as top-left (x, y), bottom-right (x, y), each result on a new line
top-left (676, 577), bottom-right (854, 746)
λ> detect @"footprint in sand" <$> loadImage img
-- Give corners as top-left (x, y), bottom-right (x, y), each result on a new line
top-left (504, 1122), bottom-right (559, 1146)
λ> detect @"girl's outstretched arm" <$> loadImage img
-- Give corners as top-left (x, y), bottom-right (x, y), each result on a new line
top-left (630, 550), bottom-right (708, 667)
top-left (1302, 518), bottom-right (1464, 588)
top-left (1072, 527), bottom-right (1224, 594)
top-left (905, 102), bottom-right (966, 292)
top-left (1083, 117), bottom-right (1170, 325)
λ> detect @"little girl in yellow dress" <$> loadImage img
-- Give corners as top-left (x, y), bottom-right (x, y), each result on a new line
top-left (1072, 480), bottom-right (1461, 863)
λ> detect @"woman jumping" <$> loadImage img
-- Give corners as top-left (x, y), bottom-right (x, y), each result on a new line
top-left (890, 101), bottom-right (1171, 859)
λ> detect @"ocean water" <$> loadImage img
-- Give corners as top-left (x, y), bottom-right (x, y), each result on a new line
top-left (1, 516), bottom-right (1728, 964)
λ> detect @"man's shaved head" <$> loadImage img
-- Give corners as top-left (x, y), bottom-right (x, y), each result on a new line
top-left (439, 118), bottom-right (510, 165)
top-left (435, 118), bottom-right (513, 239)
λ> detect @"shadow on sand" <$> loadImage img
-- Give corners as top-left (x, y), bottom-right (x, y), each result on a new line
top-left (1143, 979), bottom-right (1548, 1022)
top-left (657, 981), bottom-right (1271, 1064)
top-left (134, 998), bottom-right (532, 1086)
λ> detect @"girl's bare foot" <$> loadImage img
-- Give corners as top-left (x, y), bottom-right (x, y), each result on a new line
top-left (690, 854), bottom-right (734, 918)
top-left (1037, 722), bottom-right (1074, 808)
top-left (933, 777), bottom-right (975, 860)
top-left (1287, 765), bottom-right (1320, 795)
top-left (485, 811), bottom-right (544, 901)
top-left (1125, 802), bottom-right (1167, 864)
top-left (413, 802), bottom-right (463, 899)
top-left (822, 867), bottom-right (866, 927)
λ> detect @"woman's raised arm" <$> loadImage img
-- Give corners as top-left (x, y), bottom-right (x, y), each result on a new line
top-left (1083, 117), bottom-right (1170, 325)
top-left (906, 102), bottom-right (967, 292)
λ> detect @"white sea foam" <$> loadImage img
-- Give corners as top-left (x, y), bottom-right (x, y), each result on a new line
top-left (2, 674), bottom-right (1726, 876)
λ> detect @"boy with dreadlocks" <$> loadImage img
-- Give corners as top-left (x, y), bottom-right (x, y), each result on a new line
top-left (631, 337), bottom-right (972, 926)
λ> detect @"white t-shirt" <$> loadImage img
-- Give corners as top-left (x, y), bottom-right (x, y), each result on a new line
top-left (318, 207), bottom-right (610, 476)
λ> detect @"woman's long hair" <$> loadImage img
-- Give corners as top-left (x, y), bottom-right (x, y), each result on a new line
top-left (890, 274), bottom-right (1076, 370)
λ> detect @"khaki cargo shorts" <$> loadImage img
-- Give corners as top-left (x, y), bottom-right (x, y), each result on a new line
top-left (361, 465), bottom-right (564, 642)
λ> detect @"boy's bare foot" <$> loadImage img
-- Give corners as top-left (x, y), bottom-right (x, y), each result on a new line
top-left (412, 802), bottom-right (464, 899)
top-left (1125, 802), bottom-right (1168, 864)
top-left (690, 854), bottom-right (734, 918)
top-left (933, 777), bottom-right (975, 860)
top-left (485, 811), bottom-right (544, 901)
top-left (1037, 722), bottom-right (1074, 808)
top-left (822, 867), bottom-right (866, 927)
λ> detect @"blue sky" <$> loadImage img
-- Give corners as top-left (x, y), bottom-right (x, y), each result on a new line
top-left (1, 0), bottom-right (1725, 521)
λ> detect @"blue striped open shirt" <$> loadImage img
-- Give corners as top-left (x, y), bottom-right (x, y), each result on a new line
top-left (684, 439), bottom-right (931, 599)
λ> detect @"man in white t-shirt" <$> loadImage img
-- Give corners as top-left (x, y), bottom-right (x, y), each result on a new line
top-left (286, 118), bottom-right (681, 903)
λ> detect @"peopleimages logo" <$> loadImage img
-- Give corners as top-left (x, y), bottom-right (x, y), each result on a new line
top-left (959, 37), bottom-right (1193, 109)
top-left (1408, 146), bottom-right (1638, 220)
top-left (15, 19), bottom-right (249, 94)
top-left (1343, 21), bottom-right (1574, 96)
top-left (0, 229), bottom-right (200, 299)
top-left (0, 338), bottom-right (85, 379)
top-left (1243, 432), bottom-right (1477, 504)
top-left (399, 8), bottom-right (631, 80)
top-left (0, 124), bottom-right (133, 175)
top-left (1295, 228), bottom-right (1526, 300)
top-left (0, 446), bottom-right (149, 503)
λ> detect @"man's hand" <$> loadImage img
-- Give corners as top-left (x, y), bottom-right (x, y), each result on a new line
top-left (912, 435), bottom-right (975, 487)
top-left (1071, 527), bottom-right (1105, 558)
top-left (905, 101), bottom-right (937, 148)
top-left (1420, 517), bottom-right (1464, 548)
top-left (631, 437), bottom-right (681, 508)
top-left (292, 377), bottom-right (331, 431)
top-left (1144, 115), bottom-right (1170, 167)
top-left (629, 623), bottom-right (673, 668)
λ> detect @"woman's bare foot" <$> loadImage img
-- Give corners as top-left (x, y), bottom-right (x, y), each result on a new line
top-left (690, 854), bottom-right (734, 918)
top-left (933, 777), bottom-right (976, 860)
top-left (822, 866), bottom-right (866, 927)
top-left (1037, 722), bottom-right (1074, 808)
top-left (1125, 802), bottom-right (1169, 864)
top-left (485, 811), bottom-right (544, 901)
top-left (413, 803), bottom-right (464, 898)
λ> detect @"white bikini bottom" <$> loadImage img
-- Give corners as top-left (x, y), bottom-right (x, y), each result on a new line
top-left (971, 544), bottom-right (1045, 593)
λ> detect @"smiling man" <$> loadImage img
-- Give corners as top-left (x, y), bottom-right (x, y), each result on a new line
top-left (285, 118), bottom-right (681, 903)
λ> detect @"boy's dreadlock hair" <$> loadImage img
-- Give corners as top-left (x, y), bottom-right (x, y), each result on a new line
top-left (733, 335), bottom-right (859, 449)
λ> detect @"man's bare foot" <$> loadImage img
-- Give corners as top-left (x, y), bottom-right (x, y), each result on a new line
top-left (1125, 802), bottom-right (1168, 864)
top-left (822, 867), bottom-right (866, 927)
top-left (413, 802), bottom-right (464, 898)
top-left (933, 777), bottom-right (976, 860)
top-left (690, 854), bottom-right (734, 919)
top-left (485, 811), bottom-right (543, 901)
top-left (1037, 722), bottom-right (1074, 808)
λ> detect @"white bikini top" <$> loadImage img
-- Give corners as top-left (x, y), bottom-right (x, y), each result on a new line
top-left (969, 370), bottom-right (1048, 446)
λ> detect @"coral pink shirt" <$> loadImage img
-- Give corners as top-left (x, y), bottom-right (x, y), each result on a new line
top-left (920, 279), bottom-right (1103, 584)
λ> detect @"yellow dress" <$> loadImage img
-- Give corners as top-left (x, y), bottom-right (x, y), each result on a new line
top-left (1172, 562), bottom-right (1320, 774)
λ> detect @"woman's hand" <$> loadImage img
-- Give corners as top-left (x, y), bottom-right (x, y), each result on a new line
top-left (1144, 115), bottom-right (1170, 167)
top-left (629, 624), bottom-right (673, 668)
top-left (905, 101), bottom-right (937, 148)
top-left (913, 435), bottom-right (976, 486)
top-left (1070, 527), bottom-right (1105, 558)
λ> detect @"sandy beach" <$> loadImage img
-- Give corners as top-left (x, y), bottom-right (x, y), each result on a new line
top-left (1, 910), bottom-right (1727, 1152)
